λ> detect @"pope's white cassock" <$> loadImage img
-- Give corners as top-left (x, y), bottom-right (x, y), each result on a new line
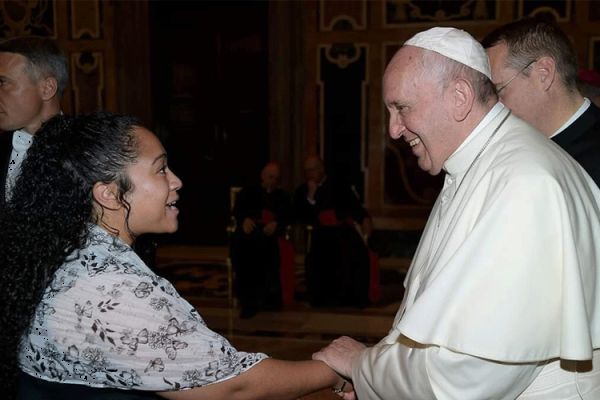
top-left (353, 103), bottom-right (600, 399)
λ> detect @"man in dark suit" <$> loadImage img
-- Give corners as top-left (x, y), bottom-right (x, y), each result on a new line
top-left (230, 162), bottom-right (292, 318)
top-left (294, 155), bottom-right (372, 308)
top-left (483, 17), bottom-right (600, 187)
top-left (0, 36), bottom-right (67, 204)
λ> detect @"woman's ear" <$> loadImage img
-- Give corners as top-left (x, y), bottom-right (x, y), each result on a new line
top-left (92, 182), bottom-right (122, 210)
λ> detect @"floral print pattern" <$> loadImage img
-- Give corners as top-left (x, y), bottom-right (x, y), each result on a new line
top-left (19, 225), bottom-right (267, 391)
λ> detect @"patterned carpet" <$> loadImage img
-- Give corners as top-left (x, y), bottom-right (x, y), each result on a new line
top-left (153, 258), bottom-right (406, 313)
top-left (154, 247), bottom-right (407, 399)
top-left (155, 262), bottom-right (232, 304)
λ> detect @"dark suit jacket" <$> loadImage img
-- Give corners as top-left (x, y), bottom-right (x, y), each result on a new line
top-left (0, 131), bottom-right (13, 205)
top-left (552, 103), bottom-right (600, 187)
top-left (233, 184), bottom-right (292, 236)
top-left (294, 176), bottom-right (369, 227)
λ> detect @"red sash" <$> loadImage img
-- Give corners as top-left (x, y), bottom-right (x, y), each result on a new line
top-left (261, 209), bottom-right (275, 224)
top-left (262, 208), bottom-right (294, 305)
top-left (318, 209), bottom-right (338, 226)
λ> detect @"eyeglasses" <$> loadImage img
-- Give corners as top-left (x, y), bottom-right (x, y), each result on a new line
top-left (495, 59), bottom-right (537, 94)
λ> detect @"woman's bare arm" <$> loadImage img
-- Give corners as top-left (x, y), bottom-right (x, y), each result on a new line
top-left (157, 359), bottom-right (342, 400)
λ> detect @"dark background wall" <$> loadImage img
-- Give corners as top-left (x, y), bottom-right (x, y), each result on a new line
top-left (149, 1), bottom-right (268, 244)
top-left (1, 0), bottom-right (599, 249)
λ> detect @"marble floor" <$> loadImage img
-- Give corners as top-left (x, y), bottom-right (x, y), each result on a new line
top-left (155, 245), bottom-right (407, 399)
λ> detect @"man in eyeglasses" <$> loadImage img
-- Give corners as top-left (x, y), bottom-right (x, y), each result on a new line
top-left (483, 17), bottom-right (600, 187)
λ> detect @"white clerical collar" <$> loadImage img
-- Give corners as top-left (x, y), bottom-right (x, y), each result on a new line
top-left (13, 129), bottom-right (34, 150)
top-left (5, 129), bottom-right (34, 199)
top-left (443, 102), bottom-right (505, 175)
top-left (550, 98), bottom-right (591, 138)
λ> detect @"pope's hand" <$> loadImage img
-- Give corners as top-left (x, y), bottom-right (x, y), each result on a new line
top-left (312, 336), bottom-right (366, 378)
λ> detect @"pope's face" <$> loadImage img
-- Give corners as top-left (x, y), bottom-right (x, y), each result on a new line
top-left (383, 46), bottom-right (454, 176)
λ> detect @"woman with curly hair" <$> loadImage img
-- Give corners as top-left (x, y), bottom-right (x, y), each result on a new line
top-left (0, 112), bottom-right (350, 400)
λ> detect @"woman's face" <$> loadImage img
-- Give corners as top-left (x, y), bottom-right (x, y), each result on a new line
top-left (123, 127), bottom-right (182, 241)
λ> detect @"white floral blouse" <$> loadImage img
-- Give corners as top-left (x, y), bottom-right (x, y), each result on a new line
top-left (19, 225), bottom-right (267, 391)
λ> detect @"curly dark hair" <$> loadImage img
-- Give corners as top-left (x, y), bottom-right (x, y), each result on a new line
top-left (0, 112), bottom-right (140, 397)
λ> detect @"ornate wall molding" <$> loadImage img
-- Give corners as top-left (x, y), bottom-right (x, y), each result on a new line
top-left (70, 0), bottom-right (101, 39)
top-left (320, 0), bottom-right (366, 31)
top-left (317, 42), bottom-right (369, 199)
top-left (0, 0), bottom-right (55, 37)
top-left (383, 0), bottom-right (498, 27)
top-left (71, 51), bottom-right (104, 114)
top-left (517, 0), bottom-right (571, 22)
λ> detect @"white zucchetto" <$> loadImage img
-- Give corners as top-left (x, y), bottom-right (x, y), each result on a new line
top-left (405, 27), bottom-right (492, 79)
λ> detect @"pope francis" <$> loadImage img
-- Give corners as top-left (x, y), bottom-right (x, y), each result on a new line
top-left (313, 27), bottom-right (600, 400)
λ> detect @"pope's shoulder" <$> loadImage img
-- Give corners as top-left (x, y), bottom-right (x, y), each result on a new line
top-left (490, 114), bottom-right (585, 183)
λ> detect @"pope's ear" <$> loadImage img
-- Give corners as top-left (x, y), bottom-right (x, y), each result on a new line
top-left (452, 78), bottom-right (474, 122)
top-left (92, 182), bottom-right (121, 210)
